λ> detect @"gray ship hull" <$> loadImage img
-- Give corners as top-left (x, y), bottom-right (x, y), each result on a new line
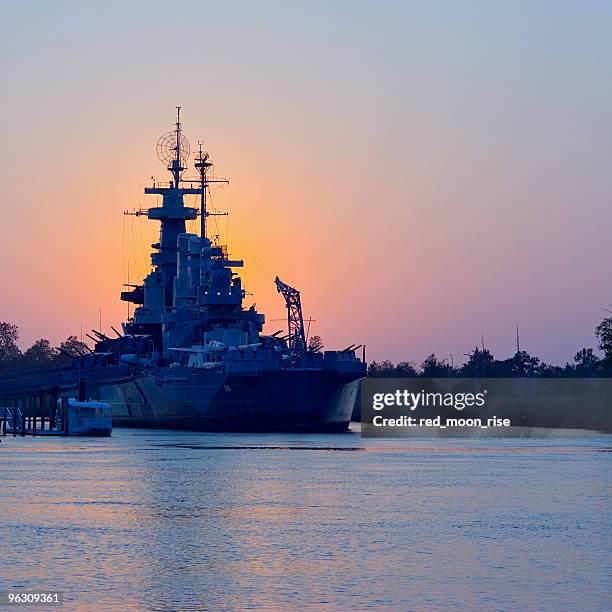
top-left (100, 368), bottom-right (361, 432)
top-left (0, 365), bottom-right (363, 432)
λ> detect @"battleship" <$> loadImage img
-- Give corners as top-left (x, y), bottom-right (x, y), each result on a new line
top-left (0, 109), bottom-right (366, 431)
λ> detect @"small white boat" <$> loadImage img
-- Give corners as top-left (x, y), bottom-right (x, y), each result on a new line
top-left (62, 399), bottom-right (113, 436)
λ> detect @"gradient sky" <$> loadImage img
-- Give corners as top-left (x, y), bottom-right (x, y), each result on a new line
top-left (1, 1), bottom-right (612, 366)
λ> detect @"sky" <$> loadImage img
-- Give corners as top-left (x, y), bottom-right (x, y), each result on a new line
top-left (1, 0), bottom-right (612, 366)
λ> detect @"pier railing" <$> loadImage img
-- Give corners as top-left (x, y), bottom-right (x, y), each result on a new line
top-left (1, 401), bottom-right (65, 437)
top-left (3, 406), bottom-right (23, 433)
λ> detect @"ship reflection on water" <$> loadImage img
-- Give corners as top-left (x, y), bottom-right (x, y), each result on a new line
top-left (0, 428), bottom-right (610, 610)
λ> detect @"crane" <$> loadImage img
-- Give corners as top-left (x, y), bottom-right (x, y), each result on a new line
top-left (274, 276), bottom-right (307, 357)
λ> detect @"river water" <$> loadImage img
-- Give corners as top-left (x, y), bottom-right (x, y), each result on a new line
top-left (0, 427), bottom-right (610, 611)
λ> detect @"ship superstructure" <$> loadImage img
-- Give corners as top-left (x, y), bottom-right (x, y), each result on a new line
top-left (120, 108), bottom-right (263, 360)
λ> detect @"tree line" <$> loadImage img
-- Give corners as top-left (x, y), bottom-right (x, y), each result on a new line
top-left (369, 317), bottom-right (612, 378)
top-left (0, 322), bottom-right (89, 371)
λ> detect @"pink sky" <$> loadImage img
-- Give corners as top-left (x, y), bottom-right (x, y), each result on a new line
top-left (2, 2), bottom-right (612, 366)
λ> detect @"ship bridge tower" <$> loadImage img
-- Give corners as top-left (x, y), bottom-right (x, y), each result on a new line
top-left (122, 108), bottom-right (252, 352)
top-left (123, 108), bottom-right (201, 313)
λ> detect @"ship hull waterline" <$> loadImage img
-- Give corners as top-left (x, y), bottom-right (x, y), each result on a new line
top-left (100, 369), bottom-right (361, 433)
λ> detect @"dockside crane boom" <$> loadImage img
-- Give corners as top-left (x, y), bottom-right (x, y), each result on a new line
top-left (274, 276), bottom-right (307, 357)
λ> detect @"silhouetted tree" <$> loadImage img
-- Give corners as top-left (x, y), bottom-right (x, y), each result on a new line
top-left (368, 360), bottom-right (419, 377)
top-left (60, 335), bottom-right (89, 356)
top-left (368, 360), bottom-right (396, 377)
top-left (538, 362), bottom-right (565, 377)
top-left (21, 339), bottom-right (56, 368)
top-left (573, 348), bottom-right (599, 376)
top-left (595, 316), bottom-right (612, 373)
top-left (461, 347), bottom-right (495, 377)
top-left (396, 361), bottom-right (418, 377)
top-left (0, 321), bottom-right (21, 370)
top-left (420, 354), bottom-right (453, 377)
top-left (510, 350), bottom-right (541, 377)
top-left (595, 317), bottom-right (612, 356)
top-left (307, 335), bottom-right (324, 353)
top-left (53, 335), bottom-right (90, 366)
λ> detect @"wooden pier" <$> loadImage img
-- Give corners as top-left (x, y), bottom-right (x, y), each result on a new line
top-left (1, 397), bottom-right (73, 437)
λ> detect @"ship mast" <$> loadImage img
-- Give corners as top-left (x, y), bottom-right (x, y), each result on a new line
top-left (194, 141), bottom-right (229, 239)
top-left (170, 106), bottom-right (185, 187)
top-left (194, 142), bottom-right (212, 238)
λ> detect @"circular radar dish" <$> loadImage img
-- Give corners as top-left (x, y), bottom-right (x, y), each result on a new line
top-left (156, 131), bottom-right (190, 167)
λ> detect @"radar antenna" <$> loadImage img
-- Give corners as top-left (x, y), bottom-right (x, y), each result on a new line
top-left (156, 106), bottom-right (190, 186)
top-left (275, 276), bottom-right (307, 357)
